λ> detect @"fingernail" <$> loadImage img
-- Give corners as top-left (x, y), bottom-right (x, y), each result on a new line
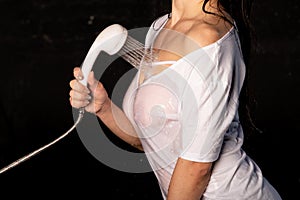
top-left (77, 76), bottom-right (83, 80)
top-left (84, 100), bottom-right (90, 105)
top-left (86, 95), bottom-right (92, 100)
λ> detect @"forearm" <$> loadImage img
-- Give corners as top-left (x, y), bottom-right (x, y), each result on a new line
top-left (96, 98), bottom-right (143, 151)
top-left (167, 158), bottom-right (212, 200)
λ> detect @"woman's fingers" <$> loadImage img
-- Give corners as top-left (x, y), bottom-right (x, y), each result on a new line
top-left (69, 79), bottom-right (90, 94)
top-left (73, 67), bottom-right (83, 80)
top-left (69, 78), bottom-right (92, 108)
top-left (69, 97), bottom-right (90, 109)
top-left (69, 89), bottom-right (92, 101)
top-left (70, 67), bottom-right (107, 113)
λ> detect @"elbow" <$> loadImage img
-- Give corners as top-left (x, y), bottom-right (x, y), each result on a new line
top-left (179, 158), bottom-right (213, 179)
top-left (192, 162), bottom-right (212, 178)
top-left (131, 140), bottom-right (144, 151)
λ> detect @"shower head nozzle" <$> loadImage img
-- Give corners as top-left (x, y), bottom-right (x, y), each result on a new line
top-left (91, 24), bottom-right (128, 55)
top-left (79, 24), bottom-right (128, 86)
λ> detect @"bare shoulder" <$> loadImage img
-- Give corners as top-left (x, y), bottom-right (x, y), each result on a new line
top-left (186, 21), bottom-right (233, 48)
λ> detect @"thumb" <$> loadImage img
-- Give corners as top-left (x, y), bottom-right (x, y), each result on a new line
top-left (87, 71), bottom-right (98, 90)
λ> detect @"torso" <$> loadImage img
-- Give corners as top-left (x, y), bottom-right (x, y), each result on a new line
top-left (123, 14), bottom-right (282, 200)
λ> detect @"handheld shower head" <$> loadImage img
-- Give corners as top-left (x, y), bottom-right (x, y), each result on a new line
top-left (0, 24), bottom-right (129, 175)
top-left (80, 24), bottom-right (128, 86)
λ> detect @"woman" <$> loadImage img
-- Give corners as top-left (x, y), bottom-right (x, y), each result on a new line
top-left (69, 0), bottom-right (282, 199)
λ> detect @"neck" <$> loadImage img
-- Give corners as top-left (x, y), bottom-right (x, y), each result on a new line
top-left (170, 0), bottom-right (218, 24)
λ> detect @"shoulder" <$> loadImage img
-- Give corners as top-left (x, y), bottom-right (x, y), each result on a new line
top-left (189, 25), bottom-right (217, 47)
top-left (188, 23), bottom-right (232, 48)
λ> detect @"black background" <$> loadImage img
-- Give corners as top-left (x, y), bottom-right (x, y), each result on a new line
top-left (0, 0), bottom-right (299, 199)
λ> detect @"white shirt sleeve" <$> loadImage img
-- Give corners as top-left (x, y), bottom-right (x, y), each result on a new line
top-left (179, 40), bottom-right (245, 162)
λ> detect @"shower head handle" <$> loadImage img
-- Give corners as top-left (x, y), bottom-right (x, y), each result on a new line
top-left (79, 24), bottom-right (128, 86)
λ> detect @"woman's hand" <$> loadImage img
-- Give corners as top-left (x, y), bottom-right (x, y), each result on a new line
top-left (69, 67), bottom-right (109, 114)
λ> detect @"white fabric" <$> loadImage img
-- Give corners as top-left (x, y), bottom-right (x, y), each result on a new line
top-left (122, 14), bottom-right (282, 200)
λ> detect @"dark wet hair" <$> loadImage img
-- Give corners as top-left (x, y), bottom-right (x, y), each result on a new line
top-left (202, 0), bottom-right (261, 136)
top-left (202, 0), bottom-right (255, 64)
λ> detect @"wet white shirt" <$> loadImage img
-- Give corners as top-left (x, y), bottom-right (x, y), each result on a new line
top-left (122, 14), bottom-right (282, 200)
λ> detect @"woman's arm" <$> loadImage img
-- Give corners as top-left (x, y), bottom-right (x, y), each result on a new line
top-left (167, 158), bottom-right (213, 200)
top-left (69, 67), bottom-right (143, 151)
top-left (96, 98), bottom-right (143, 151)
